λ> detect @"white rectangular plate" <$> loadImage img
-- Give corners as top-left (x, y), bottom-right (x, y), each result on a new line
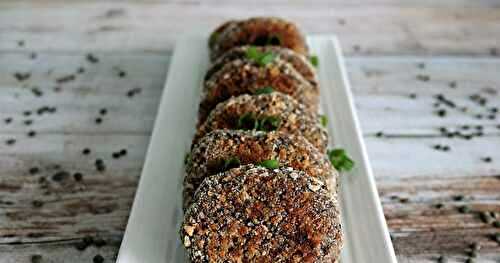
top-left (117, 35), bottom-right (397, 263)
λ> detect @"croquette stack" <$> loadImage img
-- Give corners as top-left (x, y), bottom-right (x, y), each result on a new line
top-left (181, 17), bottom-right (343, 263)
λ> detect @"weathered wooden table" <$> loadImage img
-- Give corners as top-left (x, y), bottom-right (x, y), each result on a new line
top-left (1, 1), bottom-right (499, 262)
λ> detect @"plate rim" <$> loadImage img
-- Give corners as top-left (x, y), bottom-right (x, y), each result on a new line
top-left (117, 34), bottom-right (397, 263)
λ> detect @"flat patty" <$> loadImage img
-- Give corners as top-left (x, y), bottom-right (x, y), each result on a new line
top-left (181, 165), bottom-right (343, 263)
top-left (195, 93), bottom-right (328, 152)
top-left (199, 57), bottom-right (319, 123)
top-left (206, 46), bottom-right (317, 88)
top-left (184, 130), bottom-right (336, 210)
top-left (209, 17), bottom-right (308, 61)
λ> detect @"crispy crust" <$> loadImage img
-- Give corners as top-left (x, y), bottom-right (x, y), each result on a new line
top-left (206, 46), bottom-right (318, 88)
top-left (181, 165), bottom-right (343, 263)
top-left (209, 17), bottom-right (308, 61)
top-left (199, 57), bottom-right (319, 123)
top-left (184, 130), bottom-right (336, 210)
top-left (195, 93), bottom-right (328, 152)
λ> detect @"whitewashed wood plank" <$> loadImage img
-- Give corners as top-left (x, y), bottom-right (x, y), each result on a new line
top-left (1, 53), bottom-right (499, 135)
top-left (0, 2), bottom-right (499, 55)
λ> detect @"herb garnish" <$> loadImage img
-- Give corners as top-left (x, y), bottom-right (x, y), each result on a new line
top-left (259, 116), bottom-right (281, 132)
top-left (319, 114), bottom-right (328, 127)
top-left (237, 113), bottom-right (281, 131)
top-left (245, 46), bottom-right (277, 66)
top-left (237, 113), bottom-right (259, 130)
top-left (223, 157), bottom-right (241, 170)
top-left (209, 32), bottom-right (219, 46)
top-left (258, 159), bottom-right (279, 169)
top-left (254, 86), bottom-right (274, 95)
top-left (327, 148), bottom-right (354, 172)
top-left (310, 55), bottom-right (319, 67)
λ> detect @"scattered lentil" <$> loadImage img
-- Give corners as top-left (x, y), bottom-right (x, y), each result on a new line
top-left (436, 109), bottom-right (446, 117)
top-left (94, 238), bottom-right (106, 247)
top-left (126, 88), bottom-right (141, 98)
top-left (458, 205), bottom-right (471, 213)
top-left (32, 200), bottom-right (44, 208)
top-left (31, 87), bottom-right (43, 97)
top-left (30, 255), bottom-right (42, 263)
top-left (74, 241), bottom-right (88, 251)
top-left (417, 74), bottom-right (430, 82)
top-left (27, 130), bottom-right (36, 137)
top-left (83, 236), bottom-right (94, 245)
top-left (95, 117), bottom-right (102, 124)
top-left (479, 211), bottom-right (493, 224)
top-left (4, 117), bottom-right (12, 124)
top-left (56, 74), bottom-right (75, 84)
top-left (95, 159), bottom-right (106, 172)
top-left (86, 53), bottom-right (99, 63)
top-left (14, 72), bottom-right (30, 82)
top-left (93, 254), bottom-right (105, 263)
top-left (29, 167), bottom-right (39, 175)
top-left (493, 233), bottom-right (500, 243)
top-left (5, 139), bottom-right (16, 145)
top-left (73, 173), bottom-right (83, 182)
top-left (470, 242), bottom-right (481, 251)
top-left (52, 171), bottom-right (70, 182)
top-left (437, 255), bottom-right (447, 263)
top-left (490, 47), bottom-right (498, 56)
top-left (482, 157), bottom-right (492, 163)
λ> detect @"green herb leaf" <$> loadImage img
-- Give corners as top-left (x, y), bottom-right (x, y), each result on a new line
top-left (223, 157), bottom-right (241, 170)
top-left (209, 32), bottom-right (219, 47)
top-left (258, 159), bottom-right (279, 169)
top-left (259, 52), bottom-right (277, 66)
top-left (259, 116), bottom-right (281, 132)
top-left (319, 114), bottom-right (328, 127)
top-left (310, 55), bottom-right (319, 67)
top-left (327, 148), bottom-right (354, 172)
top-left (237, 113), bottom-right (258, 130)
top-left (254, 87), bottom-right (274, 95)
top-left (184, 153), bottom-right (191, 166)
top-left (245, 46), bottom-right (276, 66)
top-left (245, 46), bottom-right (260, 61)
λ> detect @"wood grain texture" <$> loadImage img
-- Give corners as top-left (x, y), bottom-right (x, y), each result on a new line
top-left (0, 51), bottom-right (499, 261)
top-left (0, 0), bottom-right (499, 262)
top-left (0, 1), bottom-right (500, 55)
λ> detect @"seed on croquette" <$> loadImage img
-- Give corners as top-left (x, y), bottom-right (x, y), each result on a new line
top-left (206, 46), bottom-right (318, 88)
top-left (181, 164), bottom-right (343, 263)
top-left (183, 130), bottom-right (337, 210)
top-left (209, 17), bottom-right (309, 61)
top-left (196, 93), bottom-right (328, 152)
top-left (199, 57), bottom-right (318, 123)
